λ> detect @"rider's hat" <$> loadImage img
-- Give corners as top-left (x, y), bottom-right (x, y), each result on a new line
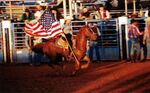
top-left (65, 16), bottom-right (73, 20)
top-left (36, 1), bottom-right (48, 6)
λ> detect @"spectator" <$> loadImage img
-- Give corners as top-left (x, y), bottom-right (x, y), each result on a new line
top-left (50, 7), bottom-right (63, 21)
top-left (105, 0), bottom-right (112, 11)
top-left (144, 17), bottom-right (150, 42)
top-left (20, 8), bottom-right (34, 23)
top-left (87, 23), bottom-right (101, 62)
top-left (127, 19), bottom-right (143, 62)
top-left (24, 2), bottom-right (46, 24)
top-left (136, 16), bottom-right (147, 62)
top-left (139, 30), bottom-right (147, 62)
top-left (95, 4), bottom-right (111, 20)
top-left (78, 7), bottom-right (92, 20)
top-left (140, 17), bottom-right (150, 62)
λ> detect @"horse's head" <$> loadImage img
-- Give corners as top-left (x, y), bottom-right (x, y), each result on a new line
top-left (81, 25), bottom-right (98, 41)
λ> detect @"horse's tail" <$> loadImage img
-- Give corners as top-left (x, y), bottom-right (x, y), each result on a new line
top-left (25, 35), bottom-right (44, 54)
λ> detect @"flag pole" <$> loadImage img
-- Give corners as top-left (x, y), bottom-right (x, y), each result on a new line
top-left (61, 32), bottom-right (80, 70)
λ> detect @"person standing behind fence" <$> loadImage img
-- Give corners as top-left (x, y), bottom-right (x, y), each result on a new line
top-left (50, 7), bottom-right (63, 21)
top-left (144, 17), bottom-right (150, 41)
top-left (137, 18), bottom-right (147, 62)
top-left (87, 23), bottom-right (101, 62)
top-left (95, 4), bottom-right (111, 20)
top-left (78, 7), bottom-right (93, 20)
top-left (139, 30), bottom-right (147, 62)
top-left (95, 4), bottom-right (111, 33)
top-left (127, 19), bottom-right (143, 62)
top-left (141, 17), bottom-right (150, 62)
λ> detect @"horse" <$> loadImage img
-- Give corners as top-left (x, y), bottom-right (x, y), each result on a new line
top-left (71, 25), bottom-right (97, 70)
top-left (31, 25), bottom-right (97, 71)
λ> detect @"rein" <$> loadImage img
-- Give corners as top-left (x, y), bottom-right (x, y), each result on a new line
top-left (88, 26), bottom-right (96, 34)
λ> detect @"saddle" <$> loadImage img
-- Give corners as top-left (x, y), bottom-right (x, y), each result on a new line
top-left (55, 36), bottom-right (68, 49)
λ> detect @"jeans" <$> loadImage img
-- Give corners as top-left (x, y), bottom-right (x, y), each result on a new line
top-left (88, 41), bottom-right (100, 61)
top-left (128, 38), bottom-right (140, 60)
top-left (140, 44), bottom-right (147, 60)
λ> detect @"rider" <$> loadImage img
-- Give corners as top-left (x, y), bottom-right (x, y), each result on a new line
top-left (63, 16), bottom-right (73, 48)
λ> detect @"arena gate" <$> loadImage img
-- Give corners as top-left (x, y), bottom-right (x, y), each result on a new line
top-left (11, 22), bottom-right (49, 63)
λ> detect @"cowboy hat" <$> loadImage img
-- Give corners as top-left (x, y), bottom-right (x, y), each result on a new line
top-left (65, 16), bottom-right (73, 20)
top-left (36, 1), bottom-right (48, 6)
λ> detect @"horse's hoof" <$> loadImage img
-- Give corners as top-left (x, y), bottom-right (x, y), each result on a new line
top-left (81, 64), bottom-right (89, 69)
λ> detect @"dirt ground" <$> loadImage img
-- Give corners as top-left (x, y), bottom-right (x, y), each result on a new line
top-left (0, 60), bottom-right (150, 93)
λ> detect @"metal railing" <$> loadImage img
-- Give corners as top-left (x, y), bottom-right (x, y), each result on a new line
top-left (71, 19), bottom-right (119, 47)
top-left (11, 22), bottom-right (27, 49)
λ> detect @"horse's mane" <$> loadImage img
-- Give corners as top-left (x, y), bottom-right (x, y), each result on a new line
top-left (77, 25), bottom-right (88, 36)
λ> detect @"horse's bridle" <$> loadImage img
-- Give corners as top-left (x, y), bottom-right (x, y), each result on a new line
top-left (88, 26), bottom-right (96, 34)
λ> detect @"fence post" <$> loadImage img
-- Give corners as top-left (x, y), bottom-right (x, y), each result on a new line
top-left (118, 16), bottom-right (129, 60)
top-left (2, 20), bottom-right (13, 63)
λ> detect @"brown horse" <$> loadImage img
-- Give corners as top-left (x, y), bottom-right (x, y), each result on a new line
top-left (71, 25), bottom-right (97, 70)
top-left (31, 25), bottom-right (97, 71)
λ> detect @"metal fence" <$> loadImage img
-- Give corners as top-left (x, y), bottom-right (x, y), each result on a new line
top-left (71, 19), bottom-right (120, 60)
top-left (11, 22), bottom-right (49, 63)
top-left (11, 22), bottom-right (31, 63)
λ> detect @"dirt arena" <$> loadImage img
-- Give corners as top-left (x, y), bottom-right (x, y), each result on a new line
top-left (0, 60), bottom-right (150, 93)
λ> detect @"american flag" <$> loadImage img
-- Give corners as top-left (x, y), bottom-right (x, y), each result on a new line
top-left (24, 9), bottom-right (63, 39)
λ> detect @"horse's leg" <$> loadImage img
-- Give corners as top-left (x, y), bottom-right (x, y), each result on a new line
top-left (47, 55), bottom-right (56, 68)
top-left (81, 55), bottom-right (91, 69)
